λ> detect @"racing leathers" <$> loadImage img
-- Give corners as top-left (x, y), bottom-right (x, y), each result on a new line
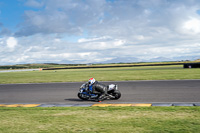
top-left (88, 81), bottom-right (107, 101)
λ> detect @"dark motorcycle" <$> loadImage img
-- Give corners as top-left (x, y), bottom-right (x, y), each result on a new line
top-left (77, 83), bottom-right (121, 101)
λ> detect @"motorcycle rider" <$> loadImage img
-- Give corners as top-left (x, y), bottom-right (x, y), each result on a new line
top-left (88, 78), bottom-right (107, 102)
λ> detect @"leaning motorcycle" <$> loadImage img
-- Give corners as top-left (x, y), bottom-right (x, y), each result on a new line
top-left (77, 83), bottom-right (121, 101)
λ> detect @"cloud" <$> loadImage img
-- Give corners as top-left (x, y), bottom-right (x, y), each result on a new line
top-left (182, 18), bottom-right (200, 34)
top-left (78, 36), bottom-right (126, 50)
top-left (15, 0), bottom-right (106, 36)
top-left (0, 28), bottom-right (11, 36)
top-left (6, 37), bottom-right (18, 49)
top-left (15, 0), bottom-right (200, 40)
top-left (24, 0), bottom-right (44, 8)
top-left (1, 0), bottom-right (200, 65)
top-left (0, 22), bottom-right (12, 36)
top-left (78, 36), bottom-right (111, 43)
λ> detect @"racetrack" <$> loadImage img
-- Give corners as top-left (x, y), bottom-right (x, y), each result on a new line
top-left (0, 80), bottom-right (200, 104)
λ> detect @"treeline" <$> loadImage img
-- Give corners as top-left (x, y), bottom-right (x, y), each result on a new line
top-left (0, 63), bottom-right (86, 69)
top-left (1, 61), bottom-right (199, 70)
top-left (0, 65), bottom-right (27, 69)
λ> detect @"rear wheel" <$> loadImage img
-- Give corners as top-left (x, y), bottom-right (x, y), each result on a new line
top-left (112, 90), bottom-right (121, 100)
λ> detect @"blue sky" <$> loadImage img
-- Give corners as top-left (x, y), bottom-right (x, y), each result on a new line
top-left (0, 1), bottom-right (21, 28)
top-left (1, 0), bottom-right (200, 65)
top-left (0, 0), bottom-right (34, 30)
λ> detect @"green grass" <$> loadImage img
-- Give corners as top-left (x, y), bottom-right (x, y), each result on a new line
top-left (0, 65), bottom-right (200, 84)
top-left (0, 107), bottom-right (200, 133)
top-left (1, 64), bottom-right (200, 133)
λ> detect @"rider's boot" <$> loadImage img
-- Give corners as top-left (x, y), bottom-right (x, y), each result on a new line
top-left (98, 94), bottom-right (107, 102)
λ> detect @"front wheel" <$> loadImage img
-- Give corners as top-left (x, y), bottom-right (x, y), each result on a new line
top-left (77, 93), bottom-right (89, 100)
top-left (112, 90), bottom-right (121, 100)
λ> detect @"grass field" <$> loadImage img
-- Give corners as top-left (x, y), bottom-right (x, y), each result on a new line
top-left (0, 65), bottom-right (200, 84)
top-left (1, 64), bottom-right (200, 133)
top-left (0, 107), bottom-right (200, 133)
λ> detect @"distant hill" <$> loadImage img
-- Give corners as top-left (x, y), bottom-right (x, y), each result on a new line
top-left (95, 56), bottom-right (200, 64)
top-left (100, 57), bottom-right (141, 64)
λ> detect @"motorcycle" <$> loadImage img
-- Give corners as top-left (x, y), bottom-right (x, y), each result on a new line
top-left (77, 83), bottom-right (121, 101)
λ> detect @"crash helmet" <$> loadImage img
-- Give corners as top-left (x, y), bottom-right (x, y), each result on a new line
top-left (88, 78), bottom-right (95, 86)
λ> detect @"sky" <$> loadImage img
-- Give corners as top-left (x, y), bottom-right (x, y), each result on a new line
top-left (0, 0), bottom-right (200, 65)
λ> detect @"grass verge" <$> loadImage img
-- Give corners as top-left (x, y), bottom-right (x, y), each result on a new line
top-left (0, 107), bottom-right (200, 133)
top-left (0, 65), bottom-right (200, 84)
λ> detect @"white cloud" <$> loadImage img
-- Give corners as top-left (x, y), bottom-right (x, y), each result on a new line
top-left (78, 36), bottom-right (111, 43)
top-left (54, 38), bottom-right (61, 42)
top-left (79, 37), bottom-right (126, 50)
top-left (6, 37), bottom-right (18, 49)
top-left (15, 0), bottom-right (106, 36)
top-left (1, 0), bottom-right (200, 65)
top-left (182, 18), bottom-right (200, 34)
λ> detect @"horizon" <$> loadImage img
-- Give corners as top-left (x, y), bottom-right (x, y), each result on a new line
top-left (1, 59), bottom-right (199, 67)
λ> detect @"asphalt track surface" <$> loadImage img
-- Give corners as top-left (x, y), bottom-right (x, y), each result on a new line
top-left (0, 80), bottom-right (200, 104)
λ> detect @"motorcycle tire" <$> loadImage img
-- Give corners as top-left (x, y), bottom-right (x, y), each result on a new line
top-left (112, 90), bottom-right (121, 100)
top-left (77, 93), bottom-right (89, 100)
